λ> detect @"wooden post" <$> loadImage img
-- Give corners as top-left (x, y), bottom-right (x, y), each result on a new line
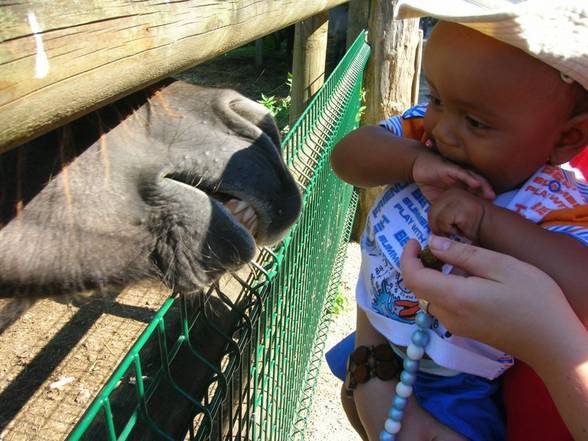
top-left (352, 0), bottom-right (420, 239)
top-left (412, 30), bottom-right (424, 105)
top-left (346, 0), bottom-right (369, 49)
top-left (289, 12), bottom-right (329, 125)
top-left (255, 39), bottom-right (264, 69)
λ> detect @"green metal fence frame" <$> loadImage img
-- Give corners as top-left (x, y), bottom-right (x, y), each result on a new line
top-left (68, 30), bottom-right (370, 441)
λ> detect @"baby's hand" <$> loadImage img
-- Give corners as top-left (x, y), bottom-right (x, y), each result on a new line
top-left (412, 150), bottom-right (495, 203)
top-left (428, 188), bottom-right (489, 243)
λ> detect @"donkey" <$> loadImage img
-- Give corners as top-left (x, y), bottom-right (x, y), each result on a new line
top-left (0, 79), bottom-right (302, 300)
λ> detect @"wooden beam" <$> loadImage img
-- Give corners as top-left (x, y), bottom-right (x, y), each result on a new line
top-left (0, 0), bottom-right (349, 153)
top-left (289, 12), bottom-right (329, 125)
top-left (364, 2), bottom-right (419, 125)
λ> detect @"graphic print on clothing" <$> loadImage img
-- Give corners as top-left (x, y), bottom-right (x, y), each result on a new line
top-left (358, 164), bottom-right (588, 379)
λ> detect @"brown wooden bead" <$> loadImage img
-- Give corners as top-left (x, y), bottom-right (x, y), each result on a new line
top-left (350, 345), bottom-right (370, 363)
top-left (354, 364), bottom-right (370, 383)
top-left (373, 344), bottom-right (395, 361)
top-left (375, 361), bottom-right (399, 380)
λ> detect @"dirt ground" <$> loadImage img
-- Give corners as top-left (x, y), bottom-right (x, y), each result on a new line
top-left (306, 242), bottom-right (361, 441)
top-left (0, 282), bottom-right (172, 440)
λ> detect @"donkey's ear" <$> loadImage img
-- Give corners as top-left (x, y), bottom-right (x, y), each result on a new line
top-left (550, 112), bottom-right (588, 165)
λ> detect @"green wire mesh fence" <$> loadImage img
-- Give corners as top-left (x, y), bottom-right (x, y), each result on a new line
top-left (68, 30), bottom-right (370, 441)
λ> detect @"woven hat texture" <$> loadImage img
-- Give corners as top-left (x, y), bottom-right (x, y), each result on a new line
top-left (396, 0), bottom-right (588, 90)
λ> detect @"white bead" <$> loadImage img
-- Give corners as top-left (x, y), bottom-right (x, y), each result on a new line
top-left (384, 418), bottom-right (402, 434)
top-left (395, 381), bottom-right (413, 398)
top-left (406, 343), bottom-right (425, 360)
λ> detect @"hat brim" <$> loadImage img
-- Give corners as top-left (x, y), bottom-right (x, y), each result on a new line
top-left (394, 0), bottom-right (588, 91)
top-left (395, 0), bottom-right (516, 21)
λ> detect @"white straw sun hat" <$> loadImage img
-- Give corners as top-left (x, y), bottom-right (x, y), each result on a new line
top-left (395, 0), bottom-right (588, 90)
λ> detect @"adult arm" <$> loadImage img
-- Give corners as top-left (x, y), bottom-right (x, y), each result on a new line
top-left (400, 236), bottom-right (588, 440)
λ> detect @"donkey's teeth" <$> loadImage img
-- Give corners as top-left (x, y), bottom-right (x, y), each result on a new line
top-left (224, 199), bottom-right (240, 212)
top-left (223, 198), bottom-right (258, 237)
top-left (234, 200), bottom-right (249, 214)
top-left (242, 207), bottom-right (256, 223)
top-left (249, 218), bottom-right (258, 236)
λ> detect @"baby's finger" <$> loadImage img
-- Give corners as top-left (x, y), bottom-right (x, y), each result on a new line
top-left (445, 166), bottom-right (482, 189)
top-left (428, 201), bottom-right (460, 237)
top-left (465, 170), bottom-right (496, 200)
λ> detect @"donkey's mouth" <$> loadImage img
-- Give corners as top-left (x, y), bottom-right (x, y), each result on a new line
top-left (221, 198), bottom-right (259, 237)
top-left (162, 174), bottom-right (261, 240)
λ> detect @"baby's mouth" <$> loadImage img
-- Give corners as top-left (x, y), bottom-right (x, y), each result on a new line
top-left (424, 138), bottom-right (439, 153)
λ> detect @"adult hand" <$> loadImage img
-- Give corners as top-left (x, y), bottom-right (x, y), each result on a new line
top-left (400, 235), bottom-right (581, 367)
top-left (400, 236), bottom-right (588, 440)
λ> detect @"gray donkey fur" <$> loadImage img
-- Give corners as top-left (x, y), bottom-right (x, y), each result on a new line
top-left (0, 80), bottom-right (301, 299)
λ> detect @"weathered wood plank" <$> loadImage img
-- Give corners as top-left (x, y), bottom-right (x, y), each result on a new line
top-left (352, 0), bottom-right (420, 239)
top-left (412, 29), bottom-right (424, 105)
top-left (289, 12), bottom-right (329, 125)
top-left (0, 0), bottom-right (348, 153)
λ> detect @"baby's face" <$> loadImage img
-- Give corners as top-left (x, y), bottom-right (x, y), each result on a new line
top-left (422, 22), bottom-right (576, 193)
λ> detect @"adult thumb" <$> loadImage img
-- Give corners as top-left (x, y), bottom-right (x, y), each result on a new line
top-left (428, 235), bottom-right (513, 282)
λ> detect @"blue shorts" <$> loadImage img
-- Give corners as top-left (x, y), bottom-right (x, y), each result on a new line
top-left (325, 332), bottom-right (505, 441)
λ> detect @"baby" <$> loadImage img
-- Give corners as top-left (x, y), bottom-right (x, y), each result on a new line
top-left (329, 1), bottom-right (588, 440)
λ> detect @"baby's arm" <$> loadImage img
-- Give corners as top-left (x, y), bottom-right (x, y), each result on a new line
top-left (330, 125), bottom-right (425, 187)
top-left (330, 126), bottom-right (495, 201)
top-left (479, 204), bottom-right (588, 325)
top-left (428, 189), bottom-right (588, 325)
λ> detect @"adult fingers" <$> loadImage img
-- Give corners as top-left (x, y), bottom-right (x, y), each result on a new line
top-left (427, 235), bottom-right (518, 282)
top-left (400, 240), bottom-right (470, 305)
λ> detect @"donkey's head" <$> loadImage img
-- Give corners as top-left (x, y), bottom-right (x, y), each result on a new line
top-left (0, 80), bottom-right (301, 297)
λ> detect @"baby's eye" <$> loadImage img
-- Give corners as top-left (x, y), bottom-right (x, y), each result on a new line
top-left (426, 94), bottom-right (442, 107)
top-left (466, 116), bottom-right (491, 130)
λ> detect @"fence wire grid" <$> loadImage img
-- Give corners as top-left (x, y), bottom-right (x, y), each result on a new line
top-left (68, 30), bottom-right (370, 441)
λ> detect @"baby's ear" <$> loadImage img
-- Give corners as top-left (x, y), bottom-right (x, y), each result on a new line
top-left (550, 112), bottom-right (588, 165)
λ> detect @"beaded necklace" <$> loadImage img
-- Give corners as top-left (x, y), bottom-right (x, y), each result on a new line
top-left (379, 309), bottom-right (432, 441)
